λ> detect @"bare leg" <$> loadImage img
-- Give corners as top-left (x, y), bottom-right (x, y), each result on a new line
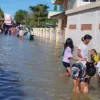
top-left (73, 80), bottom-right (77, 93)
top-left (80, 82), bottom-right (88, 93)
top-left (73, 79), bottom-right (80, 93)
top-left (63, 67), bottom-right (71, 76)
top-left (76, 78), bottom-right (80, 93)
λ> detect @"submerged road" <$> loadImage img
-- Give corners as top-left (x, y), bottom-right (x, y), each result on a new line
top-left (0, 35), bottom-right (99, 100)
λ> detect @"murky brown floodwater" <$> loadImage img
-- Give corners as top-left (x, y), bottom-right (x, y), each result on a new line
top-left (0, 34), bottom-right (100, 100)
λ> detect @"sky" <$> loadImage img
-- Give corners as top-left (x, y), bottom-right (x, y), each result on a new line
top-left (0, 0), bottom-right (54, 17)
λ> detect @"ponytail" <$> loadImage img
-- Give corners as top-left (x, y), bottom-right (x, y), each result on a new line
top-left (81, 34), bottom-right (92, 41)
top-left (81, 37), bottom-right (84, 41)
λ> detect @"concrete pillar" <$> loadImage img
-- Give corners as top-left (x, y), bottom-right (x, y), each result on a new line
top-left (40, 28), bottom-right (41, 37)
top-left (64, 28), bottom-right (67, 42)
top-left (56, 28), bottom-right (60, 43)
top-left (50, 28), bottom-right (53, 42)
top-left (48, 28), bottom-right (50, 39)
top-left (46, 28), bottom-right (50, 39)
top-left (44, 28), bottom-right (46, 38)
top-left (37, 28), bottom-right (39, 36)
top-left (35, 28), bottom-right (36, 36)
top-left (38, 28), bottom-right (40, 37)
top-left (35, 28), bottom-right (37, 36)
top-left (33, 28), bottom-right (35, 35)
top-left (36, 28), bottom-right (38, 36)
top-left (42, 28), bottom-right (44, 38)
top-left (45, 28), bottom-right (47, 38)
top-left (41, 28), bottom-right (43, 38)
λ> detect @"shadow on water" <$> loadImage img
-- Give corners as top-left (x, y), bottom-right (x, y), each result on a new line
top-left (0, 65), bottom-right (24, 100)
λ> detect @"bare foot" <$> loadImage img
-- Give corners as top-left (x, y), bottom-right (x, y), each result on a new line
top-left (73, 88), bottom-right (76, 93)
top-left (63, 72), bottom-right (71, 77)
top-left (83, 87), bottom-right (88, 93)
top-left (60, 72), bottom-right (71, 77)
top-left (76, 87), bottom-right (80, 94)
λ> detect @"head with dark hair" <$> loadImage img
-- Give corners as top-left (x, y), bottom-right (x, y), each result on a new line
top-left (91, 49), bottom-right (97, 56)
top-left (81, 34), bottom-right (92, 44)
top-left (86, 62), bottom-right (96, 77)
top-left (64, 38), bottom-right (74, 53)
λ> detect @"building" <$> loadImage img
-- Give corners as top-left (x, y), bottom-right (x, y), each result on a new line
top-left (49, 0), bottom-right (100, 52)
top-left (4, 14), bottom-right (12, 26)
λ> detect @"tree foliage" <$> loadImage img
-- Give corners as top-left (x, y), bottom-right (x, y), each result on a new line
top-left (14, 10), bottom-right (28, 24)
top-left (54, 5), bottom-right (57, 11)
top-left (14, 4), bottom-right (57, 27)
top-left (29, 4), bottom-right (49, 26)
top-left (0, 8), bottom-right (4, 20)
top-left (0, 8), bottom-right (4, 28)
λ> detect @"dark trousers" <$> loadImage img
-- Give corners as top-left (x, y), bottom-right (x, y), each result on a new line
top-left (30, 35), bottom-right (34, 41)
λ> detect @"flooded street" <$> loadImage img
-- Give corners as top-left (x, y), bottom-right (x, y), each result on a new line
top-left (0, 35), bottom-right (100, 100)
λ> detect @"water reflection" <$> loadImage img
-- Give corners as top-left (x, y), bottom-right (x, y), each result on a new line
top-left (0, 67), bottom-right (24, 100)
top-left (0, 36), bottom-right (99, 100)
top-left (70, 93), bottom-right (92, 100)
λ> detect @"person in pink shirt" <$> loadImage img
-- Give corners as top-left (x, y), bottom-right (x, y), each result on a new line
top-left (62, 38), bottom-right (79, 76)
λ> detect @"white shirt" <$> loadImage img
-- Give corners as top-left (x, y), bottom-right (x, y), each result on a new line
top-left (0, 29), bottom-right (1, 33)
top-left (30, 31), bottom-right (34, 35)
top-left (97, 61), bottom-right (100, 75)
top-left (63, 47), bottom-right (73, 63)
top-left (19, 30), bottom-right (24, 36)
top-left (78, 42), bottom-right (89, 59)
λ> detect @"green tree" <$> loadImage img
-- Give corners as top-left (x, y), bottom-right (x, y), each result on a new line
top-left (54, 5), bottom-right (57, 11)
top-left (0, 8), bottom-right (4, 29)
top-left (0, 8), bottom-right (4, 19)
top-left (24, 13), bottom-right (36, 27)
top-left (29, 4), bottom-right (49, 26)
top-left (14, 10), bottom-right (28, 24)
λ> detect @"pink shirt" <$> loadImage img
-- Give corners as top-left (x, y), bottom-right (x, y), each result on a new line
top-left (63, 47), bottom-right (73, 63)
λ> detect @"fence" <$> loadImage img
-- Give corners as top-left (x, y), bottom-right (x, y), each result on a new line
top-left (33, 28), bottom-right (65, 44)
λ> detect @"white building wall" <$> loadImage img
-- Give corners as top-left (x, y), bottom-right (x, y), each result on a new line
top-left (50, 28), bottom-right (56, 41)
top-left (77, 0), bottom-right (92, 7)
top-left (66, 8), bottom-right (100, 52)
top-left (67, 14), bottom-right (80, 46)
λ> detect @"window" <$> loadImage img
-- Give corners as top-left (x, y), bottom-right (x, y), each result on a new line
top-left (72, 0), bottom-right (76, 3)
top-left (90, 0), bottom-right (96, 2)
top-left (83, 0), bottom-right (96, 2)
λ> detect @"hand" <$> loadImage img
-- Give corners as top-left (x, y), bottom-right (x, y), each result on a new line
top-left (77, 58), bottom-right (84, 61)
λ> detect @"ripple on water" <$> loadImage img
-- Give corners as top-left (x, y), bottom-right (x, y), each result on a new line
top-left (0, 68), bottom-right (24, 100)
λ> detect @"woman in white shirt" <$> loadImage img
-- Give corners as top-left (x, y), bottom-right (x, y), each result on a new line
top-left (78, 34), bottom-right (92, 61)
top-left (77, 34), bottom-right (92, 93)
top-left (30, 29), bottom-right (34, 41)
top-left (19, 27), bottom-right (24, 40)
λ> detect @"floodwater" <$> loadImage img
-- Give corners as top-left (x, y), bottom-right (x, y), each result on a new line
top-left (0, 34), bottom-right (100, 100)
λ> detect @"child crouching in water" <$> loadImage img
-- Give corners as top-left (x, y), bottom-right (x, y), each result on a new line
top-left (71, 62), bottom-right (96, 93)
top-left (91, 49), bottom-right (100, 86)
top-left (62, 38), bottom-right (79, 76)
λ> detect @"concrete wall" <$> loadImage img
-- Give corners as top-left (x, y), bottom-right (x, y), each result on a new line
top-left (66, 8), bottom-right (100, 52)
top-left (33, 28), bottom-right (65, 44)
top-left (50, 28), bottom-right (56, 41)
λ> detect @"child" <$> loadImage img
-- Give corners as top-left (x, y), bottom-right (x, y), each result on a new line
top-left (71, 62), bottom-right (96, 93)
top-left (97, 61), bottom-right (100, 86)
top-left (78, 34), bottom-right (92, 61)
top-left (91, 49), bottom-right (99, 65)
top-left (62, 38), bottom-right (78, 76)
top-left (91, 49), bottom-right (100, 78)
top-left (19, 27), bottom-right (24, 40)
top-left (30, 29), bottom-right (34, 41)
